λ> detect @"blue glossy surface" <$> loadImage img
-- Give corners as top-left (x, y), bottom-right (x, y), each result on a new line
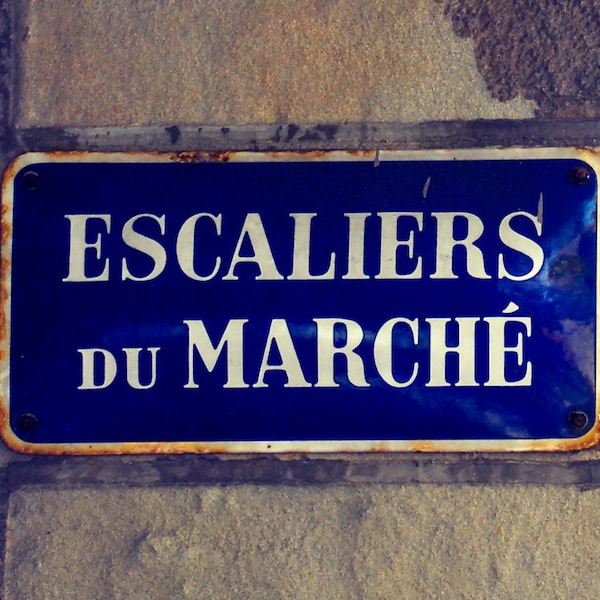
top-left (6, 156), bottom-right (597, 445)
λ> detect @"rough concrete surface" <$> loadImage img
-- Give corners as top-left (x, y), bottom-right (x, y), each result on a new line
top-left (438, 0), bottom-right (600, 118)
top-left (17, 0), bottom-right (534, 127)
top-left (5, 485), bottom-right (600, 600)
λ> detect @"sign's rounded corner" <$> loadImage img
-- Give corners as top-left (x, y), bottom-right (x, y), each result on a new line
top-left (573, 416), bottom-right (600, 451)
top-left (569, 147), bottom-right (600, 181)
top-left (0, 423), bottom-right (38, 455)
top-left (2, 152), bottom-right (46, 187)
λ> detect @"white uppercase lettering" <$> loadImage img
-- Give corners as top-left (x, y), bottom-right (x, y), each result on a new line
top-left (431, 212), bottom-right (491, 279)
top-left (288, 213), bottom-right (336, 280)
top-left (123, 347), bottom-right (160, 389)
top-left (121, 214), bottom-right (167, 281)
top-left (426, 317), bottom-right (479, 386)
top-left (176, 213), bottom-right (222, 281)
top-left (223, 213), bottom-right (284, 280)
top-left (314, 318), bottom-right (370, 388)
top-left (66, 197), bottom-right (545, 394)
top-left (63, 214), bottom-right (111, 282)
top-left (484, 309), bottom-right (532, 386)
top-left (342, 212), bottom-right (370, 280)
top-left (254, 319), bottom-right (311, 387)
top-left (78, 348), bottom-right (117, 389)
top-left (374, 317), bottom-right (419, 387)
top-left (376, 212), bottom-right (423, 279)
top-left (184, 319), bottom-right (249, 388)
top-left (498, 211), bottom-right (544, 281)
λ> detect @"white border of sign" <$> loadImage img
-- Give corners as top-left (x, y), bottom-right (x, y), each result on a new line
top-left (1, 148), bottom-right (599, 454)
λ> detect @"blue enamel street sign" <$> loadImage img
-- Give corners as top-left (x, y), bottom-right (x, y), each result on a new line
top-left (0, 149), bottom-right (598, 454)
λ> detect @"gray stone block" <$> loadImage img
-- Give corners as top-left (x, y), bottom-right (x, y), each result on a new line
top-left (5, 485), bottom-right (600, 599)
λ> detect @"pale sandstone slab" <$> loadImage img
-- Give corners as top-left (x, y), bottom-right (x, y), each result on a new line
top-left (17, 0), bottom-right (534, 127)
top-left (5, 485), bottom-right (600, 599)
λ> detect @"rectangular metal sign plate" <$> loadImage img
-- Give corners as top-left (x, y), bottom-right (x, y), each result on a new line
top-left (1, 149), bottom-right (599, 454)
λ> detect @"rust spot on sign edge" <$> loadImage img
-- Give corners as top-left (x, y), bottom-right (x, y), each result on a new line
top-left (171, 151), bottom-right (232, 163)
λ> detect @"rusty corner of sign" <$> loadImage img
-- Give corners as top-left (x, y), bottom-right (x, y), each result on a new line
top-left (575, 146), bottom-right (600, 159)
top-left (0, 403), bottom-right (17, 454)
top-left (527, 417), bottom-right (600, 452)
top-left (574, 147), bottom-right (600, 175)
top-left (577, 412), bottom-right (600, 450)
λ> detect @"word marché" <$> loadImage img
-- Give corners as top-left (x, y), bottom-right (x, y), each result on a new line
top-left (78, 308), bottom-right (533, 391)
top-left (62, 209), bottom-right (544, 282)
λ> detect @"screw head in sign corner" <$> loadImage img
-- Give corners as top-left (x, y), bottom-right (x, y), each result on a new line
top-left (23, 170), bottom-right (39, 191)
top-left (569, 166), bottom-right (591, 185)
top-left (568, 410), bottom-right (589, 430)
top-left (16, 413), bottom-right (38, 434)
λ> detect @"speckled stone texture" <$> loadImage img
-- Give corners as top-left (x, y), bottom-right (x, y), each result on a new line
top-left (17, 0), bottom-right (534, 127)
top-left (437, 0), bottom-right (600, 117)
top-left (5, 485), bottom-right (600, 600)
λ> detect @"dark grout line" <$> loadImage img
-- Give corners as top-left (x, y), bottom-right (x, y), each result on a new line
top-left (12, 119), bottom-right (600, 155)
top-left (3, 456), bottom-right (600, 489)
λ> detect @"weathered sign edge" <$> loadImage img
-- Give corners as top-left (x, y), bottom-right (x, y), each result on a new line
top-left (1, 147), bottom-right (598, 455)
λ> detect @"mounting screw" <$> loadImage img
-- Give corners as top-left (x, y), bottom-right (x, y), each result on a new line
top-left (23, 171), bottom-right (39, 191)
top-left (569, 166), bottom-right (591, 185)
top-left (16, 413), bottom-right (38, 433)
top-left (568, 410), bottom-right (589, 430)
